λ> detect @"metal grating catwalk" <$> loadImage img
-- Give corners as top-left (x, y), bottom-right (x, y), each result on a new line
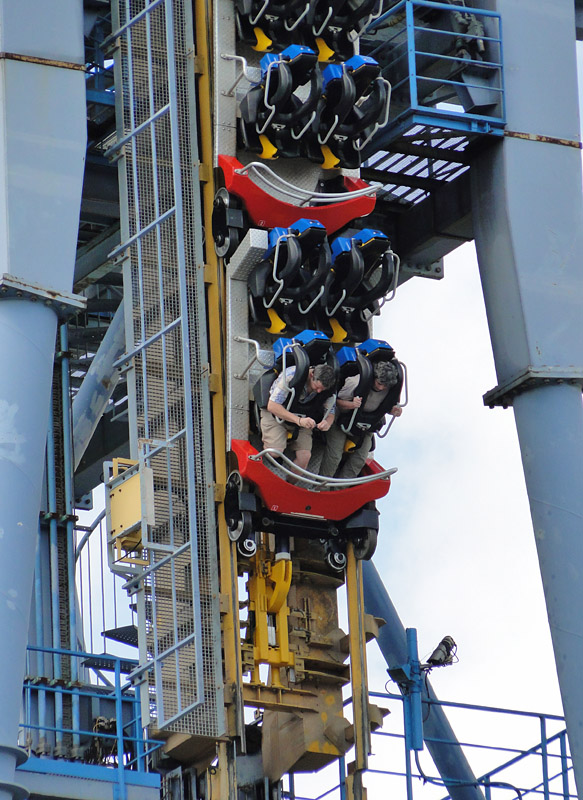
top-left (362, 126), bottom-right (470, 206)
top-left (111, 0), bottom-right (224, 735)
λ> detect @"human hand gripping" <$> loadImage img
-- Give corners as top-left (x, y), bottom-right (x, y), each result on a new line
top-left (299, 416), bottom-right (316, 429)
top-left (316, 416), bottom-right (333, 431)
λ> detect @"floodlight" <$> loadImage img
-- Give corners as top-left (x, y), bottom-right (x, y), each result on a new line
top-left (427, 635), bottom-right (457, 666)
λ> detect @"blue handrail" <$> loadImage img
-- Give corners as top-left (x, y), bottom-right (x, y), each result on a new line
top-left (364, 0), bottom-right (506, 145)
top-left (22, 644), bottom-right (162, 784)
top-left (285, 690), bottom-right (575, 800)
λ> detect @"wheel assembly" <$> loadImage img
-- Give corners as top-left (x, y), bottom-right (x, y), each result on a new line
top-left (237, 535), bottom-right (258, 557)
top-left (352, 528), bottom-right (378, 561)
top-left (212, 187), bottom-right (247, 260)
top-left (326, 549), bottom-right (347, 571)
top-left (224, 470), bottom-right (256, 542)
top-left (228, 510), bottom-right (253, 543)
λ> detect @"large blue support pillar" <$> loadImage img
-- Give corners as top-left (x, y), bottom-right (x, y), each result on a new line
top-left (0, 3), bottom-right (86, 798)
top-left (363, 561), bottom-right (483, 800)
top-left (471, 1), bottom-right (583, 794)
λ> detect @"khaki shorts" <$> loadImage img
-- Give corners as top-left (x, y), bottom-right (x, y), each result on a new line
top-left (260, 410), bottom-right (313, 454)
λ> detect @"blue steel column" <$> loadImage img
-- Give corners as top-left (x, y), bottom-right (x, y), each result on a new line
top-left (0, 2), bottom-right (86, 798)
top-left (363, 561), bottom-right (483, 800)
top-left (470, 1), bottom-right (583, 795)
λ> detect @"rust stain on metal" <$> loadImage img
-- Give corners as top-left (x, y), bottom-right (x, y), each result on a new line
top-left (8, 279), bottom-right (59, 299)
top-left (505, 130), bottom-right (582, 149)
top-left (0, 52), bottom-right (86, 71)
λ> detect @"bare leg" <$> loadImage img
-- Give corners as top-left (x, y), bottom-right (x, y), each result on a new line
top-left (294, 449), bottom-right (311, 472)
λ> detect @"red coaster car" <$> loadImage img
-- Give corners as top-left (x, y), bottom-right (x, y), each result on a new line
top-left (213, 155), bottom-right (376, 260)
top-left (225, 439), bottom-right (396, 569)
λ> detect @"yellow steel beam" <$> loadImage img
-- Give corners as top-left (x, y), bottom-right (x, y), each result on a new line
top-left (345, 543), bottom-right (371, 792)
top-left (218, 740), bottom-right (237, 798)
top-left (192, 0), bottom-right (244, 744)
top-left (242, 683), bottom-right (319, 713)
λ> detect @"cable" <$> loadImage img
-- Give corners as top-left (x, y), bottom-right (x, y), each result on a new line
top-left (422, 673), bottom-right (431, 722)
top-left (100, 525), bottom-right (107, 652)
top-left (88, 541), bottom-right (94, 654)
top-left (413, 750), bottom-right (523, 800)
top-left (113, 573), bottom-right (118, 630)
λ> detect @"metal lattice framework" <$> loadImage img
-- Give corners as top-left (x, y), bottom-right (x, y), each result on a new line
top-left (111, 0), bottom-right (224, 735)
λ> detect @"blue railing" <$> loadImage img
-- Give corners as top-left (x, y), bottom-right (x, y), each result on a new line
top-left (365, 0), bottom-right (505, 141)
top-left (21, 645), bottom-right (161, 791)
top-left (282, 690), bottom-right (575, 800)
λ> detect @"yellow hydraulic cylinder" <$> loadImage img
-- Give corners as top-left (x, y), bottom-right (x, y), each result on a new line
top-left (248, 551), bottom-right (294, 687)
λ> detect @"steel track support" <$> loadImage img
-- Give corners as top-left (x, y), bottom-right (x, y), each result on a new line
top-left (345, 544), bottom-right (370, 800)
top-left (193, 0), bottom-right (245, 755)
top-left (471, 1), bottom-right (583, 794)
top-left (0, 1), bottom-right (86, 796)
top-left (72, 300), bottom-right (125, 470)
top-left (363, 561), bottom-right (483, 800)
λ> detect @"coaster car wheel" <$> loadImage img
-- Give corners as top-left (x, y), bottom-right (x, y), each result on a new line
top-left (212, 188), bottom-right (246, 260)
top-left (326, 549), bottom-right (347, 571)
top-left (238, 535), bottom-right (258, 557)
top-left (228, 511), bottom-right (253, 543)
top-left (225, 471), bottom-right (254, 542)
top-left (352, 527), bottom-right (378, 561)
top-left (324, 538), bottom-right (347, 571)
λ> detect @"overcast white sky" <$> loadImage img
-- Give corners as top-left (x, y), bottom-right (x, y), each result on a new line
top-left (83, 192), bottom-right (573, 800)
top-left (371, 243), bottom-right (562, 716)
top-left (357, 243), bottom-right (568, 793)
